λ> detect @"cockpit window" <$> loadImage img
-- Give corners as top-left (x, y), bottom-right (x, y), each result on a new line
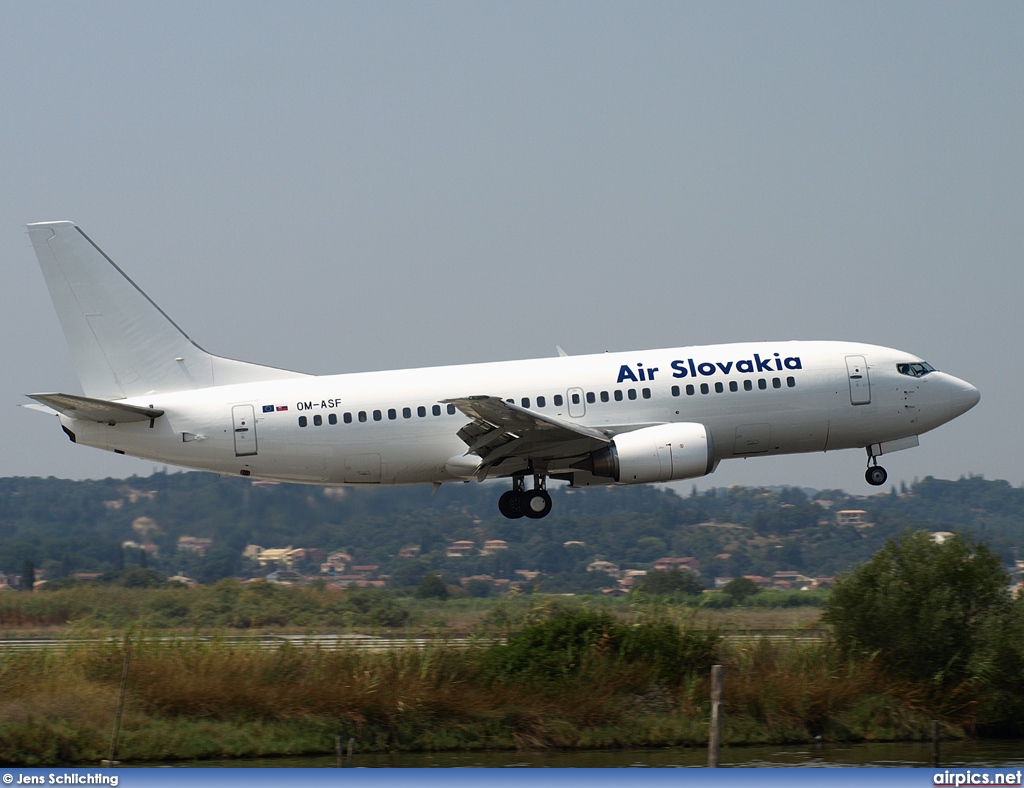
top-left (897, 362), bottom-right (936, 378)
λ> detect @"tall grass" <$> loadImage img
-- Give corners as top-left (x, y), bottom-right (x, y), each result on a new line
top-left (0, 621), bottom-right (968, 765)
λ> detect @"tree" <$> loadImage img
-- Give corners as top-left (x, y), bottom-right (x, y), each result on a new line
top-left (722, 577), bottom-right (760, 602)
top-left (637, 569), bottom-right (704, 596)
top-left (415, 572), bottom-right (449, 600)
top-left (823, 531), bottom-right (1011, 685)
top-left (21, 558), bottom-right (35, 592)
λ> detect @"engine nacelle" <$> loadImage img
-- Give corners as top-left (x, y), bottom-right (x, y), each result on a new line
top-left (591, 422), bottom-right (715, 484)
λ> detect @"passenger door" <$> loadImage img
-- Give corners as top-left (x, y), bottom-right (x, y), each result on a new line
top-left (845, 356), bottom-right (871, 405)
top-left (232, 404), bottom-right (258, 456)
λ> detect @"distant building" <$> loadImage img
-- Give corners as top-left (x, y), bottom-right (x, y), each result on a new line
top-left (836, 510), bottom-right (868, 526)
top-left (563, 540), bottom-right (586, 548)
top-left (515, 569), bottom-right (540, 581)
top-left (252, 546), bottom-right (307, 568)
top-left (481, 540), bottom-right (509, 554)
top-left (243, 544), bottom-right (265, 559)
top-left (0, 572), bottom-right (15, 590)
top-left (653, 557), bottom-right (701, 573)
top-left (177, 536), bottom-right (213, 556)
top-left (398, 546), bottom-right (421, 559)
top-left (123, 540), bottom-right (159, 557)
top-left (587, 560), bottom-right (620, 576)
top-left (931, 531), bottom-right (956, 544)
top-left (167, 575), bottom-right (199, 587)
top-left (446, 540), bottom-right (476, 558)
top-left (265, 569), bottom-right (302, 584)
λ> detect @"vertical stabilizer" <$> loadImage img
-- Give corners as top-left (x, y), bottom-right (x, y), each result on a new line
top-left (27, 221), bottom-right (307, 400)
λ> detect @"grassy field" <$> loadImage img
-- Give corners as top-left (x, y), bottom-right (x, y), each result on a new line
top-left (0, 608), bottom-right (962, 766)
top-left (0, 581), bottom-right (826, 637)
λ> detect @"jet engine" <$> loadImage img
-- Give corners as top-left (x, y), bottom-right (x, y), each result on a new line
top-left (590, 422), bottom-right (715, 484)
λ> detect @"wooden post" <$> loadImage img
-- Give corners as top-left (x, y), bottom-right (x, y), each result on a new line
top-left (336, 735), bottom-right (343, 767)
top-left (932, 720), bottom-right (940, 767)
top-left (106, 645), bottom-right (131, 766)
top-left (347, 737), bottom-right (354, 767)
top-left (708, 664), bottom-right (723, 768)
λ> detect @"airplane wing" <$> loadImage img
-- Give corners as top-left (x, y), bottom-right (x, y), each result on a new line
top-left (443, 395), bottom-right (611, 473)
top-left (26, 393), bottom-right (164, 424)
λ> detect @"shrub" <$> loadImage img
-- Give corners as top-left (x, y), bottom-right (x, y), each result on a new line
top-left (484, 608), bottom-right (717, 685)
top-left (823, 531), bottom-right (1012, 686)
top-left (636, 569), bottom-right (704, 596)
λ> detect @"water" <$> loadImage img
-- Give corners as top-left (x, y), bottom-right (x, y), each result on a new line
top-left (162, 740), bottom-right (1024, 768)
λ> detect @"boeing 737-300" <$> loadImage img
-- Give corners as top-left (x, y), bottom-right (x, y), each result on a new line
top-left (23, 222), bottom-right (980, 519)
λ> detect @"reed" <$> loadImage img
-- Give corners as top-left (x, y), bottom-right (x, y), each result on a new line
top-left (0, 625), bottom-right (970, 765)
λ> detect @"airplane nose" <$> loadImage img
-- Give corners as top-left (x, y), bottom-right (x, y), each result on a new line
top-left (949, 381), bottom-right (981, 418)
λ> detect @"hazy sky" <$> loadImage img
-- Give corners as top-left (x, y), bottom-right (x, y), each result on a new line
top-left (2, 2), bottom-right (1021, 492)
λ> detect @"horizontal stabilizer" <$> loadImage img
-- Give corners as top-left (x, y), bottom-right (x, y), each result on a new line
top-left (26, 393), bottom-right (164, 424)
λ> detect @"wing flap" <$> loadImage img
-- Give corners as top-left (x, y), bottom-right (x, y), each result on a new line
top-left (26, 393), bottom-right (164, 424)
top-left (444, 396), bottom-right (610, 466)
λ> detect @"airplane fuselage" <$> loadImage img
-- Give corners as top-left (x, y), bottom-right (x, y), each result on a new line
top-left (59, 339), bottom-right (979, 487)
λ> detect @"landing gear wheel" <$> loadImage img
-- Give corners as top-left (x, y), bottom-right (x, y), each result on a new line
top-left (498, 490), bottom-right (524, 519)
top-left (865, 466), bottom-right (888, 486)
top-left (522, 489), bottom-right (553, 519)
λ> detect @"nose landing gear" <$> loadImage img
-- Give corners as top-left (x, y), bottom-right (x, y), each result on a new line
top-left (865, 448), bottom-right (888, 486)
top-left (497, 473), bottom-right (552, 519)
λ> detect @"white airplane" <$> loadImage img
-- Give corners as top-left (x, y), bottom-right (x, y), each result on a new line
top-left (24, 221), bottom-right (980, 519)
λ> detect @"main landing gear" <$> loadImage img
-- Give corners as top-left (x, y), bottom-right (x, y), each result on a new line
top-left (865, 451), bottom-right (888, 487)
top-left (498, 473), bottom-right (552, 519)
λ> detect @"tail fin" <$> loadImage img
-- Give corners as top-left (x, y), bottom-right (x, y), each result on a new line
top-left (27, 221), bottom-right (308, 400)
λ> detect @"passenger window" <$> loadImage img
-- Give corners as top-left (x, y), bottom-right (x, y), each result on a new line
top-left (714, 382), bottom-right (723, 394)
top-left (600, 391), bottom-right (609, 402)
top-left (729, 381), bottom-right (738, 392)
top-left (537, 395), bottom-right (546, 407)
top-left (700, 383), bottom-right (709, 395)
top-left (388, 408), bottom-right (397, 420)
top-left (417, 406), bottom-right (426, 417)
top-left (773, 378), bottom-right (781, 389)
top-left (671, 385), bottom-right (680, 397)
top-left (744, 380), bottom-right (752, 391)
top-left (787, 377), bottom-right (796, 388)
top-left (432, 405), bottom-right (441, 416)
top-left (554, 394), bottom-right (564, 406)
top-left (628, 389), bottom-right (637, 400)
top-left (686, 384), bottom-right (695, 395)
top-left (642, 388), bottom-right (651, 399)
top-left (614, 390), bottom-right (623, 402)
top-left (313, 414), bottom-right (322, 426)
top-left (571, 393), bottom-right (581, 405)
top-left (373, 410), bottom-right (382, 421)
top-left (328, 413), bottom-right (338, 425)
top-left (298, 416), bottom-right (308, 428)
top-left (402, 407), bottom-right (411, 419)
top-left (506, 398), bottom-right (514, 404)
top-left (447, 404), bottom-right (456, 415)
top-left (344, 412), bottom-right (352, 424)
top-left (522, 397), bottom-right (530, 408)
top-left (758, 379), bottom-right (767, 390)
top-left (586, 392), bottom-right (595, 404)
top-left (358, 411), bottom-right (367, 422)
